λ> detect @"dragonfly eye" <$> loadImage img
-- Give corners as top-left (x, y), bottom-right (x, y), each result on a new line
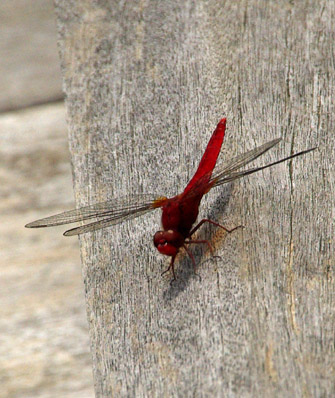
top-left (153, 230), bottom-right (184, 257)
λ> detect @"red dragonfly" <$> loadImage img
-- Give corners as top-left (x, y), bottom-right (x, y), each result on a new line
top-left (26, 118), bottom-right (316, 280)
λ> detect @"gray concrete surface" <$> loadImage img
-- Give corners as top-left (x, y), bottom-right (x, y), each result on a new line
top-left (0, 1), bottom-right (94, 396)
top-left (0, 0), bottom-right (63, 112)
top-left (0, 103), bottom-right (94, 398)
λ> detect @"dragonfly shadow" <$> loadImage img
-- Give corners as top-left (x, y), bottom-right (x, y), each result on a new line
top-left (163, 183), bottom-right (235, 301)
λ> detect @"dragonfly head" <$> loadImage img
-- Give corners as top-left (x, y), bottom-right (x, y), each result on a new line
top-left (153, 229), bottom-right (184, 257)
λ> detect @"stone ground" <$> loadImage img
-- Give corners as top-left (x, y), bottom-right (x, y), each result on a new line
top-left (0, 1), bottom-right (94, 397)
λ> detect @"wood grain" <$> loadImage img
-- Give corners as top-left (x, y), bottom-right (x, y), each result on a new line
top-left (54, 0), bottom-right (334, 396)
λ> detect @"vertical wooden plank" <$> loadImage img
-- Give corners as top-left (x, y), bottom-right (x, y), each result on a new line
top-left (54, 0), bottom-right (334, 396)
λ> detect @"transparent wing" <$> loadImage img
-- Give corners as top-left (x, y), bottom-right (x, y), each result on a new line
top-left (25, 194), bottom-right (168, 234)
top-left (210, 138), bottom-right (281, 184)
top-left (63, 207), bottom-right (156, 236)
top-left (181, 138), bottom-right (281, 199)
top-left (181, 138), bottom-right (316, 200)
top-left (211, 146), bottom-right (316, 187)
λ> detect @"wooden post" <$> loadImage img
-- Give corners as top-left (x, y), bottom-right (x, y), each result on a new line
top-left (54, 1), bottom-right (334, 396)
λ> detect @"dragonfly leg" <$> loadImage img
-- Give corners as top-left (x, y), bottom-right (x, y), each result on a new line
top-left (188, 218), bottom-right (244, 237)
top-left (183, 244), bottom-right (201, 278)
top-left (185, 239), bottom-right (214, 256)
top-left (161, 255), bottom-right (177, 281)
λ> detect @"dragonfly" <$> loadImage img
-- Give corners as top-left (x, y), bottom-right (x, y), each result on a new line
top-left (26, 118), bottom-right (316, 280)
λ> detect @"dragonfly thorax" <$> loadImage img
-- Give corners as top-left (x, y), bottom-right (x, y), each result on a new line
top-left (153, 229), bottom-right (184, 257)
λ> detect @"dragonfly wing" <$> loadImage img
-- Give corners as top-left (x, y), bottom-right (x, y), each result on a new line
top-left (25, 194), bottom-right (166, 228)
top-left (63, 207), bottom-right (155, 236)
top-left (212, 146), bottom-right (316, 187)
top-left (210, 138), bottom-right (281, 183)
top-left (180, 138), bottom-right (282, 200)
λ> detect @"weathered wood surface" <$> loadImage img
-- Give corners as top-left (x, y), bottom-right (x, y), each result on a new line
top-left (0, 0), bottom-right (63, 112)
top-left (0, 103), bottom-right (94, 398)
top-left (54, 0), bottom-right (334, 396)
